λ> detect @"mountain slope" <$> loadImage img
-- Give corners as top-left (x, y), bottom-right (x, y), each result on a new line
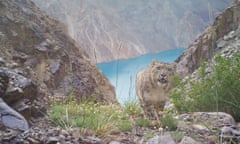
top-left (32, 0), bottom-right (145, 63)
top-left (32, 0), bottom-right (231, 62)
top-left (97, 0), bottom-right (231, 52)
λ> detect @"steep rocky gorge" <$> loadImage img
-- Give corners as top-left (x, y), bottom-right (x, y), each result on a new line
top-left (1, 0), bottom-right (240, 144)
top-left (32, 0), bottom-right (231, 62)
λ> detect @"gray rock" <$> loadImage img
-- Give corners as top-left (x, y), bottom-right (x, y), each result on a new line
top-left (0, 98), bottom-right (29, 131)
top-left (0, 67), bottom-right (37, 104)
top-left (217, 39), bottom-right (227, 49)
top-left (50, 60), bottom-right (60, 74)
top-left (179, 136), bottom-right (200, 144)
top-left (147, 135), bottom-right (176, 144)
top-left (223, 31), bottom-right (236, 41)
top-left (35, 41), bottom-right (48, 52)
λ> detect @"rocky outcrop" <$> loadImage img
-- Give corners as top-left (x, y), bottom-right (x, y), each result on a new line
top-left (176, 2), bottom-right (240, 77)
top-left (0, 0), bottom-right (117, 132)
top-left (0, 0), bottom-right (116, 105)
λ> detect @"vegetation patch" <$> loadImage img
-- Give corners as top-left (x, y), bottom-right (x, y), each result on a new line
top-left (170, 53), bottom-right (240, 121)
top-left (49, 100), bottom-right (133, 137)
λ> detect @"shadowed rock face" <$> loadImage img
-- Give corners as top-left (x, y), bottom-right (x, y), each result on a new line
top-left (0, 0), bottom-right (117, 107)
top-left (32, 0), bottom-right (231, 62)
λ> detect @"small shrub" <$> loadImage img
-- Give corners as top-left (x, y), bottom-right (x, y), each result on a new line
top-left (160, 113), bottom-right (178, 130)
top-left (135, 118), bottom-right (151, 127)
top-left (170, 53), bottom-right (240, 121)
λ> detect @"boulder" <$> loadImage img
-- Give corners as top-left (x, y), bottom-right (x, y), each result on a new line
top-left (0, 98), bottom-right (29, 131)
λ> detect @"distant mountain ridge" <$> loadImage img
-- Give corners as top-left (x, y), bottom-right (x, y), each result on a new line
top-left (32, 0), bottom-right (231, 62)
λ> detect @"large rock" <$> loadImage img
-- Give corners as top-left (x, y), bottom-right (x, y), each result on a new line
top-left (0, 0), bottom-right (117, 105)
top-left (0, 98), bottom-right (29, 131)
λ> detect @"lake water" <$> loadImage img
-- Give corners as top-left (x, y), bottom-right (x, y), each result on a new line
top-left (97, 48), bottom-right (185, 105)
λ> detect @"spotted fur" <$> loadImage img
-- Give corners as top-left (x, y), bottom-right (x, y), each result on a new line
top-left (136, 60), bottom-right (175, 120)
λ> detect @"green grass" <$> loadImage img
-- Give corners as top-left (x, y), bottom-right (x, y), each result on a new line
top-left (49, 100), bottom-right (133, 137)
top-left (135, 118), bottom-right (151, 127)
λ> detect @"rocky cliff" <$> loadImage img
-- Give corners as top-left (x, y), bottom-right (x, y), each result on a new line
top-left (176, 1), bottom-right (240, 77)
top-left (0, 0), bottom-right (117, 129)
top-left (32, 0), bottom-right (231, 62)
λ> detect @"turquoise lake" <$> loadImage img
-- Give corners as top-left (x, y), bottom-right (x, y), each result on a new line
top-left (97, 48), bottom-right (185, 105)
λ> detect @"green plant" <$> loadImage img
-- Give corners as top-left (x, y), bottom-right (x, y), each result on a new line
top-left (170, 131), bottom-right (184, 142)
top-left (124, 101), bottom-right (142, 117)
top-left (160, 113), bottom-right (178, 130)
top-left (117, 122), bottom-right (133, 132)
top-left (170, 53), bottom-right (240, 120)
top-left (135, 118), bottom-right (151, 127)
